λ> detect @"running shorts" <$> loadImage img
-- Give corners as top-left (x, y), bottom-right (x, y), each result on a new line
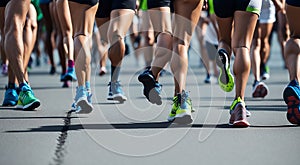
top-left (147, 0), bottom-right (170, 9)
top-left (39, 0), bottom-right (51, 4)
top-left (259, 0), bottom-right (276, 24)
top-left (213, 0), bottom-right (262, 18)
top-left (0, 0), bottom-right (10, 7)
top-left (286, 0), bottom-right (300, 7)
top-left (68, 0), bottom-right (99, 6)
top-left (96, 0), bottom-right (136, 18)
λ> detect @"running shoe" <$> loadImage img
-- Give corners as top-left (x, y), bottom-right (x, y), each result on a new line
top-left (229, 97), bottom-right (250, 127)
top-left (260, 65), bottom-right (270, 80)
top-left (72, 87), bottom-right (93, 114)
top-left (138, 69), bottom-right (162, 105)
top-left (60, 74), bottom-right (65, 82)
top-left (99, 66), bottom-right (107, 76)
top-left (49, 66), bottom-right (56, 75)
top-left (168, 90), bottom-right (193, 124)
top-left (107, 81), bottom-right (127, 103)
top-left (283, 80), bottom-right (300, 125)
top-left (204, 74), bottom-right (211, 84)
top-left (62, 81), bottom-right (70, 88)
top-left (1, 64), bottom-right (8, 75)
top-left (2, 86), bottom-right (18, 106)
top-left (216, 49), bottom-right (234, 92)
top-left (17, 86), bottom-right (40, 110)
top-left (252, 80), bottom-right (268, 98)
top-left (63, 67), bottom-right (77, 81)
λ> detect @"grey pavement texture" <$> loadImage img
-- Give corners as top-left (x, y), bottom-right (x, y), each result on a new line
top-left (0, 35), bottom-right (299, 165)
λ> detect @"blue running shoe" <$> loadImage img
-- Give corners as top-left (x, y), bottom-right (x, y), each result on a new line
top-left (107, 81), bottom-right (127, 103)
top-left (2, 86), bottom-right (18, 106)
top-left (63, 67), bottom-right (77, 81)
top-left (72, 87), bottom-right (93, 114)
top-left (138, 69), bottom-right (162, 105)
top-left (283, 80), bottom-right (300, 125)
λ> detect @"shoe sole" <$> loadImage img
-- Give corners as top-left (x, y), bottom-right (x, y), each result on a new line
top-left (283, 87), bottom-right (300, 125)
top-left (107, 94), bottom-right (127, 103)
top-left (76, 99), bottom-right (93, 114)
top-left (2, 101), bottom-right (17, 106)
top-left (252, 83), bottom-right (268, 98)
top-left (138, 74), bottom-right (162, 105)
top-left (64, 74), bottom-right (77, 82)
top-left (23, 101), bottom-right (41, 111)
top-left (173, 112), bottom-right (193, 125)
top-left (216, 49), bottom-right (234, 92)
top-left (229, 120), bottom-right (250, 127)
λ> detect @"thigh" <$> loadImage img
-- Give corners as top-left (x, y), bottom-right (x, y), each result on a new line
top-left (260, 23), bottom-right (273, 41)
top-left (0, 7), bottom-right (4, 32)
top-left (148, 7), bottom-right (172, 35)
top-left (232, 11), bottom-right (259, 49)
top-left (109, 9), bottom-right (135, 38)
top-left (286, 4), bottom-right (300, 38)
top-left (68, 2), bottom-right (98, 37)
top-left (4, 0), bottom-right (30, 31)
top-left (172, 0), bottom-right (203, 45)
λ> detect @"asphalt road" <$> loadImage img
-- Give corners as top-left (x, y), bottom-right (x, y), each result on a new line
top-left (0, 35), bottom-right (299, 165)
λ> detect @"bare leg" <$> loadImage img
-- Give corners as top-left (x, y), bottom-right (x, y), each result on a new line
top-left (40, 3), bottom-right (56, 74)
top-left (23, 4), bottom-right (38, 82)
top-left (69, 2), bottom-right (98, 87)
top-left (4, 0), bottom-right (30, 84)
top-left (171, 0), bottom-right (203, 94)
top-left (56, 0), bottom-right (74, 62)
top-left (285, 5), bottom-right (300, 82)
top-left (148, 7), bottom-right (172, 80)
top-left (232, 11), bottom-right (258, 100)
top-left (107, 9), bottom-right (135, 80)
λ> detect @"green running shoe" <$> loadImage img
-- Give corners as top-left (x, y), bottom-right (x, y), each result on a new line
top-left (17, 90), bottom-right (40, 110)
top-left (168, 90), bottom-right (193, 124)
top-left (216, 49), bottom-right (234, 92)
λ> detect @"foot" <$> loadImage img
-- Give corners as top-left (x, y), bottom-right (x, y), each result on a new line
top-left (2, 86), bottom-right (18, 106)
top-left (216, 49), bottom-right (234, 92)
top-left (229, 97), bottom-right (250, 127)
top-left (72, 87), bottom-right (93, 114)
top-left (49, 66), bottom-right (56, 75)
top-left (63, 67), bottom-right (77, 81)
top-left (17, 85), bottom-right (40, 110)
top-left (252, 81), bottom-right (268, 98)
top-left (99, 66), bottom-right (107, 76)
top-left (138, 69), bottom-right (162, 105)
top-left (107, 81), bottom-right (127, 103)
top-left (168, 90), bottom-right (193, 125)
top-left (283, 80), bottom-right (300, 125)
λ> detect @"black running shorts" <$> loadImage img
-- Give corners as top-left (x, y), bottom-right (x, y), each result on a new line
top-left (286, 0), bottom-right (300, 7)
top-left (68, 0), bottom-right (99, 6)
top-left (0, 0), bottom-right (10, 7)
top-left (96, 0), bottom-right (136, 18)
top-left (147, 0), bottom-right (170, 9)
top-left (213, 0), bottom-right (261, 18)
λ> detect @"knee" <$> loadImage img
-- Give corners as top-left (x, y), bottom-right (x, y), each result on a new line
top-left (284, 38), bottom-right (300, 58)
top-left (108, 30), bottom-right (123, 45)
